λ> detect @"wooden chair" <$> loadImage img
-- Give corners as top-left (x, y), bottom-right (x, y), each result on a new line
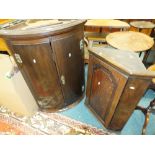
top-left (84, 20), bottom-right (131, 64)
top-left (84, 27), bottom-right (124, 47)
top-left (83, 34), bottom-right (109, 64)
top-left (135, 64), bottom-right (155, 134)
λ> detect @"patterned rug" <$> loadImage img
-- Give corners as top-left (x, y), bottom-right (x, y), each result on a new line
top-left (0, 106), bottom-right (111, 135)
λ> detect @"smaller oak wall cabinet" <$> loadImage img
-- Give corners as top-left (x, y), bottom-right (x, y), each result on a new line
top-left (85, 47), bottom-right (155, 130)
top-left (0, 19), bottom-right (86, 112)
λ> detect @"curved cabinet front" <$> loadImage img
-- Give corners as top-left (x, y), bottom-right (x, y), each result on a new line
top-left (10, 38), bottom-right (64, 110)
top-left (52, 29), bottom-right (85, 105)
top-left (6, 25), bottom-right (85, 111)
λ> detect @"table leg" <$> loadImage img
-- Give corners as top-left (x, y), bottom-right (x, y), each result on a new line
top-left (142, 49), bottom-right (151, 65)
top-left (142, 111), bottom-right (151, 135)
top-left (135, 105), bottom-right (150, 135)
top-left (99, 27), bottom-right (102, 33)
top-left (135, 106), bottom-right (147, 114)
top-left (139, 28), bottom-right (142, 32)
top-left (139, 52), bottom-right (142, 57)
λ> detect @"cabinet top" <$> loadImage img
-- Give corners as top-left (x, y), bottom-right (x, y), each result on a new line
top-left (89, 46), bottom-right (155, 77)
top-left (0, 19), bottom-right (86, 39)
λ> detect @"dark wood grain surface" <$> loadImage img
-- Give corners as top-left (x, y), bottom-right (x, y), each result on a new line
top-left (109, 78), bottom-right (151, 130)
top-left (0, 20), bottom-right (86, 39)
top-left (85, 50), bottom-right (153, 130)
top-left (3, 20), bottom-right (86, 111)
top-left (52, 28), bottom-right (85, 104)
top-left (8, 39), bottom-right (64, 109)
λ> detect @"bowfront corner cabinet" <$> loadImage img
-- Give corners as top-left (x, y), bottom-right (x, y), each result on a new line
top-left (85, 47), bottom-right (155, 130)
top-left (0, 19), bottom-right (86, 111)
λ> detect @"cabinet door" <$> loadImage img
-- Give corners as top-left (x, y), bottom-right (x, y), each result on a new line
top-left (11, 39), bottom-right (64, 110)
top-left (87, 55), bottom-right (127, 127)
top-left (52, 29), bottom-right (84, 105)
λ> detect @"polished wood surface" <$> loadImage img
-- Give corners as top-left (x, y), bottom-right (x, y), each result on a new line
top-left (130, 21), bottom-right (155, 36)
top-left (88, 47), bottom-right (155, 77)
top-left (85, 19), bottom-right (130, 28)
top-left (106, 31), bottom-right (154, 52)
top-left (1, 20), bottom-right (86, 111)
top-left (52, 28), bottom-right (85, 104)
top-left (25, 19), bottom-right (63, 29)
top-left (85, 47), bottom-right (155, 130)
top-left (10, 40), bottom-right (64, 109)
top-left (130, 21), bottom-right (155, 29)
top-left (0, 20), bottom-right (86, 39)
top-left (84, 20), bottom-right (130, 63)
top-left (109, 78), bottom-right (150, 130)
top-left (86, 54), bottom-right (127, 127)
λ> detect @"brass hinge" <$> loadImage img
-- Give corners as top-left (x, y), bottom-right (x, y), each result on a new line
top-left (14, 53), bottom-right (22, 64)
top-left (80, 39), bottom-right (84, 50)
top-left (61, 75), bottom-right (65, 85)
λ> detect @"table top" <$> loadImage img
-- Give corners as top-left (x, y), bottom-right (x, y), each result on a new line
top-left (106, 31), bottom-right (154, 52)
top-left (85, 19), bottom-right (130, 28)
top-left (24, 20), bottom-right (63, 29)
top-left (0, 19), bottom-right (86, 39)
top-left (88, 46), bottom-right (155, 77)
top-left (130, 21), bottom-right (155, 29)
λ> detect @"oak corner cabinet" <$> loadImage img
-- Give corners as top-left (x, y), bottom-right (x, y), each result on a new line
top-left (0, 19), bottom-right (86, 111)
top-left (85, 47), bottom-right (155, 130)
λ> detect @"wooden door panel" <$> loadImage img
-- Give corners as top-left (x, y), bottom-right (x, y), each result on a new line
top-left (52, 30), bottom-right (84, 104)
top-left (12, 41), bottom-right (64, 109)
top-left (90, 65), bottom-right (117, 120)
top-left (87, 55), bottom-right (127, 125)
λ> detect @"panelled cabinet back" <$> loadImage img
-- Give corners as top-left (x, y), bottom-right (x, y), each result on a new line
top-left (0, 20), bottom-right (86, 111)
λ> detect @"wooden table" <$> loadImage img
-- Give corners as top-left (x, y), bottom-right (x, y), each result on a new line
top-left (106, 31), bottom-right (154, 64)
top-left (85, 19), bottom-right (130, 32)
top-left (130, 21), bottom-right (155, 31)
top-left (106, 31), bottom-right (154, 52)
top-left (84, 20), bottom-right (130, 63)
top-left (130, 21), bottom-right (155, 37)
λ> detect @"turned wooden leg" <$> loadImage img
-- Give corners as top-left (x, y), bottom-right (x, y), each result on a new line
top-left (136, 98), bottom-right (155, 135)
top-left (149, 98), bottom-right (155, 108)
top-left (142, 111), bottom-right (151, 135)
top-left (136, 105), bottom-right (149, 135)
top-left (135, 106), bottom-right (147, 114)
